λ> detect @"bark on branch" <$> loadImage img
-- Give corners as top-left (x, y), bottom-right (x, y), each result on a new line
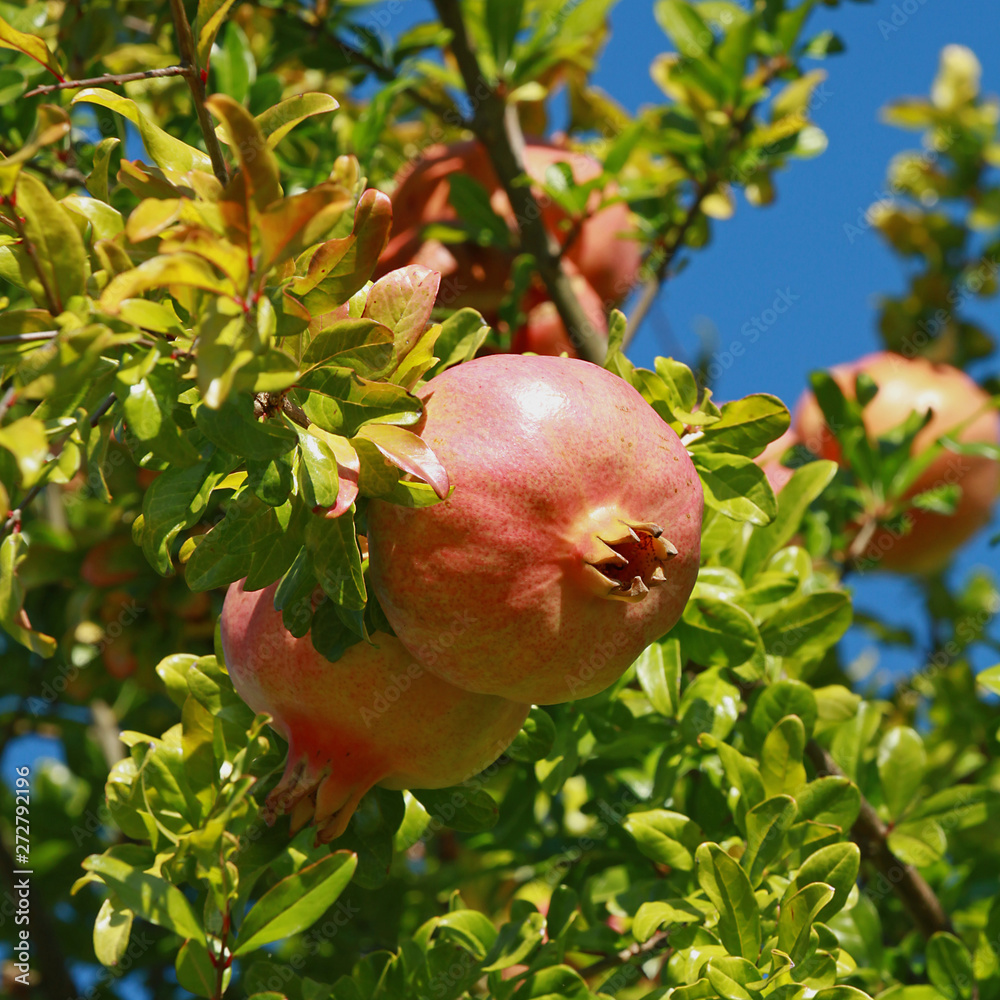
top-left (431, 0), bottom-right (607, 364)
top-left (806, 739), bottom-right (953, 939)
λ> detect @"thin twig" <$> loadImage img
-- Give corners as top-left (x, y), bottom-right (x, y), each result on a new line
top-left (581, 930), bottom-right (670, 980)
top-left (806, 739), bottom-right (953, 939)
top-left (332, 34), bottom-right (462, 123)
top-left (623, 182), bottom-right (712, 349)
top-left (168, 0), bottom-right (229, 185)
top-left (431, 0), bottom-right (606, 364)
top-left (0, 330), bottom-right (61, 345)
top-left (24, 64), bottom-right (193, 98)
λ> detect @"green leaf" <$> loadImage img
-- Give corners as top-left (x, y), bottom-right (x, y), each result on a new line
top-left (0, 533), bottom-right (57, 656)
top-left (302, 319), bottom-right (394, 376)
top-left (888, 818), bottom-right (947, 866)
top-left (294, 425), bottom-right (341, 509)
top-left (751, 682), bottom-right (818, 747)
top-left (207, 93), bottom-right (282, 211)
top-left (695, 843), bottom-right (761, 961)
top-left (759, 591), bottom-right (851, 662)
top-left (0, 415), bottom-right (49, 489)
top-left (624, 810), bottom-right (702, 870)
top-left (0, 14), bottom-right (63, 78)
top-left (877, 727), bottom-right (926, 821)
top-left (300, 368), bottom-right (422, 437)
top-left (101, 254), bottom-right (235, 314)
top-left (480, 908), bottom-right (546, 972)
top-left (694, 395), bottom-right (790, 457)
top-left (83, 853), bottom-right (205, 943)
top-left (975, 664), bottom-right (1000, 695)
top-left (73, 89), bottom-right (211, 174)
top-left (446, 173), bottom-right (512, 248)
top-left (511, 965), bottom-right (591, 1000)
top-left (506, 707), bottom-right (556, 763)
top-left (436, 909), bottom-right (499, 961)
top-left (195, 397), bottom-right (297, 460)
top-left (635, 637), bottom-right (682, 717)
top-left (694, 451), bottom-right (777, 526)
top-left (656, 1), bottom-right (713, 59)
top-left (233, 851), bottom-right (357, 955)
top-left (760, 716), bottom-right (807, 797)
top-left (742, 460), bottom-right (838, 576)
top-left (251, 93), bottom-right (340, 150)
top-left (785, 842), bottom-right (860, 922)
top-left (412, 786), bottom-right (499, 833)
top-left (485, 0), bottom-right (525, 68)
top-left (430, 308), bottom-right (491, 374)
top-left (742, 795), bottom-right (797, 886)
top-left (678, 599), bottom-right (765, 678)
top-left (195, 0), bottom-right (239, 65)
top-left (777, 882), bottom-right (835, 964)
top-left (307, 510), bottom-right (366, 610)
top-left (292, 189), bottom-right (392, 302)
top-left (926, 933), bottom-right (974, 1000)
top-left (93, 898), bottom-right (133, 968)
top-left (15, 171), bottom-right (89, 310)
top-left (176, 938), bottom-right (220, 998)
top-left (633, 899), bottom-right (708, 942)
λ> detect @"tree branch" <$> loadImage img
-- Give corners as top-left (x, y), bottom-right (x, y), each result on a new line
top-left (24, 64), bottom-right (193, 98)
top-left (431, 0), bottom-right (607, 364)
top-left (805, 739), bottom-right (953, 939)
top-left (168, 0), bottom-right (229, 185)
top-left (623, 182), bottom-right (712, 349)
top-left (581, 929), bottom-right (670, 981)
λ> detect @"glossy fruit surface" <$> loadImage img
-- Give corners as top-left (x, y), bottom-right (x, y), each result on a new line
top-left (793, 351), bottom-right (1000, 572)
top-left (221, 580), bottom-right (529, 842)
top-left (367, 354), bottom-right (703, 704)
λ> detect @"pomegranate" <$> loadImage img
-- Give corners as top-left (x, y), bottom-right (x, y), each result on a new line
top-left (511, 266), bottom-right (609, 359)
top-left (366, 355), bottom-right (703, 705)
top-left (376, 139), bottom-right (641, 324)
top-left (220, 580), bottom-right (529, 843)
top-left (793, 351), bottom-right (1000, 573)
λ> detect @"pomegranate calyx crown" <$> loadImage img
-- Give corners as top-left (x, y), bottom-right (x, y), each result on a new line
top-left (585, 520), bottom-right (679, 604)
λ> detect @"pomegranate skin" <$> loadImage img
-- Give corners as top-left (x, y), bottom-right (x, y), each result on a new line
top-left (511, 266), bottom-right (608, 359)
top-left (367, 355), bottom-right (704, 705)
top-left (793, 351), bottom-right (1000, 573)
top-left (221, 580), bottom-right (529, 843)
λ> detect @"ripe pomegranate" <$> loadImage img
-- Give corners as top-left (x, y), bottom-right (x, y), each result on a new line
top-left (510, 266), bottom-right (608, 359)
top-left (793, 351), bottom-right (1000, 573)
top-left (220, 580), bottom-right (529, 843)
top-left (376, 139), bottom-right (641, 323)
top-left (755, 428), bottom-right (799, 494)
top-left (366, 355), bottom-right (703, 705)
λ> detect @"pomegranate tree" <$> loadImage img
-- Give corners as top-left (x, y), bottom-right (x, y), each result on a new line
top-left (793, 351), bottom-right (1000, 573)
top-left (220, 580), bottom-right (529, 843)
top-left (366, 354), bottom-right (704, 705)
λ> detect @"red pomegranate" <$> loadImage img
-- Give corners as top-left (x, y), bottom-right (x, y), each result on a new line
top-left (511, 266), bottom-right (609, 358)
top-left (220, 580), bottom-right (530, 843)
top-left (376, 139), bottom-right (641, 321)
top-left (366, 355), bottom-right (703, 705)
top-left (793, 351), bottom-right (1000, 573)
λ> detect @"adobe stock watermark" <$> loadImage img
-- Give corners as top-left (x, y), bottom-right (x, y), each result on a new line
top-left (703, 287), bottom-right (800, 383)
top-left (877, 0), bottom-right (934, 41)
